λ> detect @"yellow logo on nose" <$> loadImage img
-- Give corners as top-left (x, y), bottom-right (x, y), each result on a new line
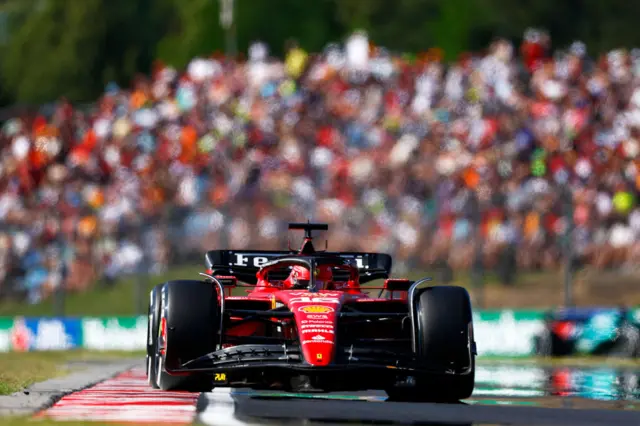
top-left (316, 353), bottom-right (323, 360)
top-left (299, 305), bottom-right (333, 313)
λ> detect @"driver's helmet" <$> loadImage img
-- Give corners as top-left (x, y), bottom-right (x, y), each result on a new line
top-left (285, 265), bottom-right (311, 289)
top-left (285, 265), bottom-right (334, 290)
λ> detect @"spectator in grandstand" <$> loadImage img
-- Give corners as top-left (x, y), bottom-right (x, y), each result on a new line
top-left (3, 29), bottom-right (640, 303)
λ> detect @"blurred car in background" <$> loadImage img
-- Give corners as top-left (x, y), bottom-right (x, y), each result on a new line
top-left (548, 367), bottom-right (639, 400)
top-left (534, 307), bottom-right (640, 357)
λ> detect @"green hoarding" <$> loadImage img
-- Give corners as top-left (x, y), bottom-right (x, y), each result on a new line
top-left (81, 316), bottom-right (147, 351)
top-left (0, 317), bottom-right (14, 352)
top-left (473, 310), bottom-right (545, 357)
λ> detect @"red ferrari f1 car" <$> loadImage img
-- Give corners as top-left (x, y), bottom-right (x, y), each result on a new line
top-left (146, 223), bottom-right (476, 401)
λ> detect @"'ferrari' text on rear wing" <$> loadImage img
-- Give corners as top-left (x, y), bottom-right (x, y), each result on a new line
top-left (205, 250), bottom-right (392, 284)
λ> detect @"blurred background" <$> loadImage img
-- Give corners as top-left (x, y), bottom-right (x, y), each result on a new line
top-left (0, 0), bottom-right (639, 320)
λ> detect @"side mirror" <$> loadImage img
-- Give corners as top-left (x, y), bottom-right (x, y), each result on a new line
top-left (214, 275), bottom-right (238, 287)
top-left (384, 279), bottom-right (413, 292)
top-left (201, 271), bottom-right (237, 287)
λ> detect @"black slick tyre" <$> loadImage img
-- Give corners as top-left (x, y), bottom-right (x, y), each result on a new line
top-left (534, 329), bottom-right (555, 357)
top-left (611, 324), bottom-right (640, 358)
top-left (146, 284), bottom-right (163, 389)
top-left (154, 280), bottom-right (220, 392)
top-left (387, 286), bottom-right (475, 402)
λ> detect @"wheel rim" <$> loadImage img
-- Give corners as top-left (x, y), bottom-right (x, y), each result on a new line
top-left (155, 353), bottom-right (163, 389)
top-left (146, 308), bottom-right (152, 379)
top-left (146, 312), bottom-right (152, 357)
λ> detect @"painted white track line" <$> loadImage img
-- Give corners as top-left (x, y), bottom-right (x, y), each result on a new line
top-left (36, 367), bottom-right (200, 424)
top-left (198, 388), bottom-right (251, 426)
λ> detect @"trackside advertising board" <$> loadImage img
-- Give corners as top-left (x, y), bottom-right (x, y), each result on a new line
top-left (473, 310), bottom-right (546, 357)
top-left (0, 317), bottom-right (82, 352)
top-left (0, 309), bottom-right (637, 355)
top-left (81, 317), bottom-right (147, 351)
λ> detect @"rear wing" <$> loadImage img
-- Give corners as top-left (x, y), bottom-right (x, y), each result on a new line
top-left (205, 250), bottom-right (392, 284)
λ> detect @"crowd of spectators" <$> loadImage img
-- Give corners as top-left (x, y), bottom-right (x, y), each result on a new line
top-left (2, 28), bottom-right (640, 303)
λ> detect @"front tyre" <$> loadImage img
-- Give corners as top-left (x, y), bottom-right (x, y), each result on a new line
top-left (154, 280), bottom-right (220, 392)
top-left (146, 284), bottom-right (163, 389)
top-left (387, 286), bottom-right (475, 402)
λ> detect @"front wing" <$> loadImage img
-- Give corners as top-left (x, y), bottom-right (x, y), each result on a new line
top-left (165, 343), bottom-right (474, 389)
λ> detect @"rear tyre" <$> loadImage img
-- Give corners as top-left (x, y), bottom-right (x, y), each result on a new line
top-left (387, 286), bottom-right (475, 402)
top-left (611, 324), bottom-right (640, 358)
top-left (155, 280), bottom-right (220, 392)
top-left (146, 284), bottom-right (163, 389)
top-left (534, 329), bottom-right (555, 357)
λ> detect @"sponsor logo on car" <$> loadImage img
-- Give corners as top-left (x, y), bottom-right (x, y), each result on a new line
top-left (312, 335), bottom-right (325, 340)
top-left (301, 339), bottom-right (334, 345)
top-left (301, 324), bottom-right (332, 329)
top-left (290, 297), bottom-right (340, 304)
top-left (307, 314), bottom-right (329, 319)
top-left (299, 305), bottom-right (334, 313)
top-left (288, 291), bottom-right (341, 297)
top-left (302, 322), bottom-right (333, 327)
top-left (232, 254), bottom-right (270, 267)
top-left (301, 328), bottom-right (334, 334)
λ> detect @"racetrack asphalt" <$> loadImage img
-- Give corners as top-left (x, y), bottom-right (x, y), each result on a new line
top-left (199, 390), bottom-right (640, 426)
top-left (24, 362), bottom-right (640, 426)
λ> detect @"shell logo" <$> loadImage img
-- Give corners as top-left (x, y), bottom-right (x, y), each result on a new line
top-left (299, 305), bottom-right (334, 313)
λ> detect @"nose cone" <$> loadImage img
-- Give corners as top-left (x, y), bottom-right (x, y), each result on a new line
top-left (277, 291), bottom-right (343, 366)
top-left (296, 304), bottom-right (337, 366)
